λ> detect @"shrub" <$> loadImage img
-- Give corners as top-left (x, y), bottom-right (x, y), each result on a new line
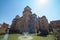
top-left (40, 29), bottom-right (49, 36)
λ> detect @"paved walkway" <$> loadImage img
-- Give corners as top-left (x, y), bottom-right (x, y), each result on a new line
top-left (3, 33), bottom-right (8, 40)
top-left (3, 29), bottom-right (9, 40)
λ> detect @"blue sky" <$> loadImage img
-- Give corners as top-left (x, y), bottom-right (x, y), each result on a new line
top-left (0, 0), bottom-right (60, 25)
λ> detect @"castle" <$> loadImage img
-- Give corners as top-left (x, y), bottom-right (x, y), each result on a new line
top-left (9, 6), bottom-right (49, 33)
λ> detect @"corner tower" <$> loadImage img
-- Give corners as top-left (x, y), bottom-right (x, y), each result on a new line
top-left (23, 6), bottom-right (32, 32)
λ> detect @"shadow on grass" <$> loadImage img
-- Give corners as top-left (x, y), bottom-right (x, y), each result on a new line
top-left (37, 34), bottom-right (48, 37)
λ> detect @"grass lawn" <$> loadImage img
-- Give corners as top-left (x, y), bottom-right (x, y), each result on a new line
top-left (0, 34), bottom-right (55, 40)
top-left (0, 35), bottom-right (4, 40)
